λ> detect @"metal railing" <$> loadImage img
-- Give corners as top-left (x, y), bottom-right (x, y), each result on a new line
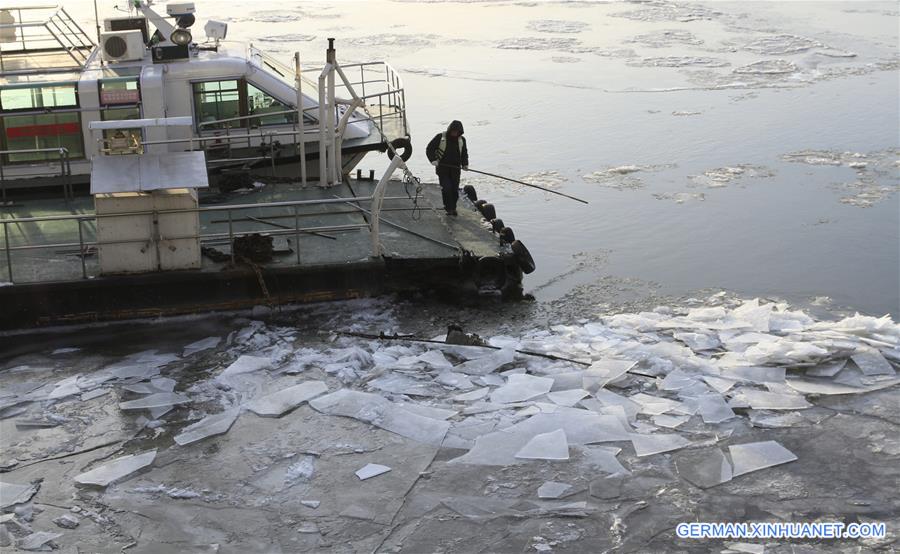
top-left (0, 146), bottom-right (73, 200)
top-left (248, 47), bottom-right (409, 139)
top-left (0, 5), bottom-right (94, 75)
top-left (0, 193), bottom-right (422, 285)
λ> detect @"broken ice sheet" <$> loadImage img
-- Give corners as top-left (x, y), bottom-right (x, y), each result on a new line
top-left (451, 348), bottom-right (516, 375)
top-left (355, 463), bottom-right (391, 480)
top-left (218, 355), bottom-right (271, 380)
top-left (0, 481), bottom-right (38, 509)
top-left (416, 350), bottom-right (452, 369)
top-left (658, 369), bottom-right (698, 391)
top-left (17, 532), bottom-right (62, 551)
top-left (652, 414), bottom-right (690, 428)
top-left (805, 359), bottom-right (847, 377)
top-left (728, 440), bottom-right (797, 477)
top-left (118, 392), bottom-right (190, 411)
top-left (685, 393), bottom-right (736, 423)
top-left (726, 366), bottom-right (786, 384)
top-left (629, 432), bottom-right (691, 457)
top-left (537, 481), bottom-right (572, 499)
top-left (587, 389), bottom-right (642, 420)
top-left (515, 429), bottom-right (569, 460)
top-left (75, 450), bottom-right (157, 487)
top-left (452, 411), bottom-right (629, 466)
top-left (451, 387), bottom-right (489, 402)
top-left (174, 407), bottom-right (240, 446)
top-left (674, 447), bottom-right (732, 488)
top-left (748, 410), bottom-right (809, 428)
top-left (629, 392), bottom-right (691, 416)
top-left (435, 370), bottom-right (474, 390)
top-left (582, 360), bottom-right (636, 391)
top-left (490, 374), bottom-right (554, 404)
top-left (731, 388), bottom-right (811, 410)
top-left (702, 375), bottom-right (737, 394)
top-left (246, 381), bottom-right (327, 417)
top-left (673, 331), bottom-right (721, 351)
top-left (397, 403), bottom-right (458, 421)
top-left (309, 389), bottom-right (450, 446)
top-left (578, 445), bottom-right (629, 475)
top-left (851, 348), bottom-right (896, 376)
top-left (547, 389), bottom-right (589, 407)
top-left (182, 336), bottom-right (221, 357)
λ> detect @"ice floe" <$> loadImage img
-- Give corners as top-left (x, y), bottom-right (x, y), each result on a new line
top-left (75, 450), bottom-right (157, 487)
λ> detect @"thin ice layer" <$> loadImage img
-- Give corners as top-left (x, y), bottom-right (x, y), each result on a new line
top-left (731, 389), bottom-right (811, 410)
top-left (355, 463), bottom-right (391, 480)
top-left (629, 432), bottom-right (691, 457)
top-left (850, 349), bottom-right (895, 376)
top-left (582, 360), bottom-right (636, 391)
top-left (75, 450), bottom-right (157, 487)
top-left (547, 389), bottom-right (589, 407)
top-left (451, 410), bottom-right (630, 465)
top-left (490, 374), bottom-right (554, 403)
top-left (246, 381), bottom-right (328, 417)
top-left (219, 355), bottom-right (272, 379)
top-left (174, 407), bottom-right (241, 446)
top-left (0, 481), bottom-right (38, 509)
top-left (452, 348), bottom-right (516, 375)
top-left (309, 389), bottom-right (450, 445)
top-left (537, 481), bottom-right (572, 499)
top-left (515, 429), bottom-right (569, 460)
top-left (728, 440), bottom-right (797, 477)
top-left (118, 392), bottom-right (190, 410)
top-left (675, 447), bottom-right (733, 488)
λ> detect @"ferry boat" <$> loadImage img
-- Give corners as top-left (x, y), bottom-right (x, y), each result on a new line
top-left (0, 2), bottom-right (412, 194)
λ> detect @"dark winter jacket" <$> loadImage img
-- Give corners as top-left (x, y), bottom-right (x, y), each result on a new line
top-left (425, 120), bottom-right (468, 175)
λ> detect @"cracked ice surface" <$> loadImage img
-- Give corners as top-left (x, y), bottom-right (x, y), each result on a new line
top-left (1, 295), bottom-right (898, 551)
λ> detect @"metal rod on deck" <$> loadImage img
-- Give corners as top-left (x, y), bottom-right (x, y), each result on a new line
top-left (77, 219), bottom-right (87, 279)
top-left (227, 210), bottom-right (235, 264)
top-left (3, 221), bottom-right (12, 284)
top-left (295, 52), bottom-right (308, 186)
top-left (294, 206), bottom-right (301, 264)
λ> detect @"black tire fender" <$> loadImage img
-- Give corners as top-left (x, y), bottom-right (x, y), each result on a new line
top-left (463, 184), bottom-right (478, 202)
top-left (479, 203), bottom-right (496, 221)
top-left (511, 240), bottom-right (536, 274)
top-left (490, 218), bottom-right (505, 233)
top-left (499, 226), bottom-right (515, 243)
top-left (386, 137), bottom-right (413, 162)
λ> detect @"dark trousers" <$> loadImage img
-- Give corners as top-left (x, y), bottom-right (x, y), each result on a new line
top-left (438, 170), bottom-right (460, 212)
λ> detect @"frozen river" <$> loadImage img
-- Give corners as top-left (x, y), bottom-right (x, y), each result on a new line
top-left (1, 1), bottom-right (898, 553)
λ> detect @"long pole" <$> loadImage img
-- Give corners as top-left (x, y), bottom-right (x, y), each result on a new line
top-left (333, 330), bottom-right (592, 367)
top-left (295, 52), bottom-right (307, 186)
top-left (440, 163), bottom-right (589, 205)
top-left (93, 0), bottom-right (101, 42)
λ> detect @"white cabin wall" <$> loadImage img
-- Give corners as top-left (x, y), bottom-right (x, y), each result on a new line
top-left (139, 65), bottom-right (168, 154)
top-left (77, 79), bottom-right (102, 159)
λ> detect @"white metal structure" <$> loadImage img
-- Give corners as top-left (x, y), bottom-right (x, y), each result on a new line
top-left (0, 3), bottom-right (412, 193)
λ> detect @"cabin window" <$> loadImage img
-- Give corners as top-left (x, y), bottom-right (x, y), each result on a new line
top-left (192, 79), bottom-right (314, 131)
top-left (193, 80), bottom-right (242, 130)
top-left (1, 112), bottom-right (84, 163)
top-left (0, 84), bottom-right (78, 111)
top-left (246, 83), bottom-right (296, 127)
top-left (0, 83), bottom-right (83, 163)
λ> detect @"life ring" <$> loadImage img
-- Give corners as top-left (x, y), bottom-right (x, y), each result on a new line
top-left (499, 227), bottom-right (515, 243)
top-left (511, 240), bottom-right (536, 274)
top-left (463, 184), bottom-right (478, 202)
top-left (479, 203), bottom-right (496, 221)
top-left (490, 218), bottom-right (505, 233)
top-left (386, 137), bottom-right (413, 162)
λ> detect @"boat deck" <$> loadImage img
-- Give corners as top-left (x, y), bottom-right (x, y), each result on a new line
top-left (0, 179), bottom-right (521, 329)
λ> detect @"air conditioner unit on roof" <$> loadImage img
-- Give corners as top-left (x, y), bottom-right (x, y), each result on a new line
top-left (100, 30), bottom-right (145, 63)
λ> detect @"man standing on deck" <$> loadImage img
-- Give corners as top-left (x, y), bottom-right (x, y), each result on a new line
top-left (426, 120), bottom-right (468, 216)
